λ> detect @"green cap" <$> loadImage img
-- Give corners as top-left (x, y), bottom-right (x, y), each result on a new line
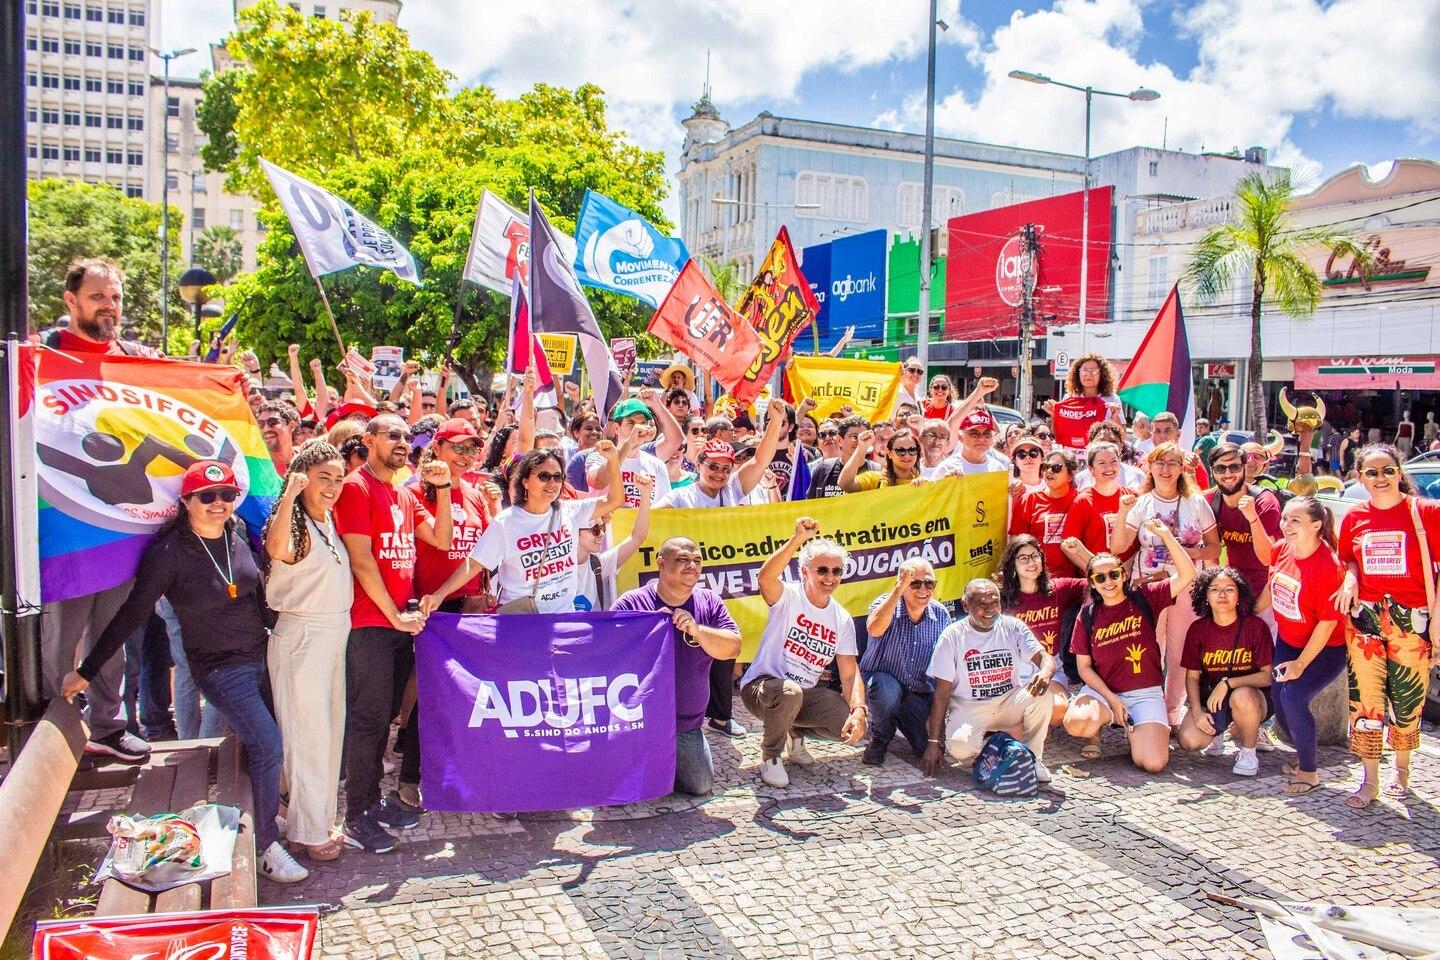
top-left (610, 397), bottom-right (653, 422)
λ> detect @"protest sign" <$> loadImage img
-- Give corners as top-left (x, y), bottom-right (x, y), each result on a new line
top-left (785, 355), bottom-right (901, 422)
top-left (539, 333), bottom-right (578, 375)
top-left (613, 473), bottom-right (1007, 659)
top-left (415, 611), bottom-right (676, 813)
top-left (31, 350), bottom-right (282, 603)
top-left (371, 346), bottom-right (403, 391)
top-left (611, 337), bottom-right (637, 379)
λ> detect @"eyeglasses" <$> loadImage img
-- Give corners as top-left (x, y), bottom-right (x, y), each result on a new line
top-left (890, 446), bottom-right (919, 457)
top-left (1361, 465), bottom-right (1400, 479)
top-left (1153, 459), bottom-right (1183, 470)
top-left (448, 442), bottom-right (479, 457)
top-left (1016, 553), bottom-right (1043, 564)
top-left (964, 429), bottom-right (996, 439)
top-left (909, 579), bottom-right (937, 590)
top-left (904, 367), bottom-right (923, 375)
top-left (373, 429), bottom-right (405, 442)
top-left (811, 565), bottom-right (844, 577)
top-left (1042, 463), bottom-right (1068, 475)
top-left (930, 384), bottom-right (949, 393)
top-left (1245, 451), bottom-right (1269, 462)
top-left (258, 417), bottom-right (285, 429)
top-left (1013, 448), bottom-right (1041, 460)
top-left (422, 401), bottom-right (437, 409)
top-left (1090, 569), bottom-right (1125, 585)
top-left (532, 470), bottom-right (564, 483)
top-left (818, 430), bottom-right (839, 439)
top-left (1212, 462), bottom-right (1244, 474)
top-left (193, 489), bottom-right (239, 505)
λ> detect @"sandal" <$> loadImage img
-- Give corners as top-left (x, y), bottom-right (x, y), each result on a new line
top-left (1282, 773), bottom-right (1320, 795)
top-left (1345, 782), bottom-right (1380, 810)
top-left (305, 837), bottom-right (344, 862)
top-left (1384, 767), bottom-right (1410, 799)
top-left (1080, 736), bottom-right (1102, 761)
top-left (1281, 760), bottom-right (1301, 778)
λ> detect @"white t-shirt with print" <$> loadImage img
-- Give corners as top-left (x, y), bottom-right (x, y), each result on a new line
top-left (586, 451), bottom-right (671, 508)
top-left (571, 545), bottom-right (620, 613)
top-left (935, 448), bottom-right (1011, 477)
top-left (740, 583), bottom-right (858, 689)
top-left (468, 498), bottom-right (598, 613)
top-left (1075, 463), bottom-right (1146, 491)
top-left (1124, 491), bottom-right (1216, 580)
top-left (657, 476), bottom-right (745, 510)
top-left (927, 615), bottom-right (1043, 703)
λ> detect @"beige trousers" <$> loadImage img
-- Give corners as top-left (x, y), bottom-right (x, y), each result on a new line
top-left (944, 686), bottom-right (1053, 764)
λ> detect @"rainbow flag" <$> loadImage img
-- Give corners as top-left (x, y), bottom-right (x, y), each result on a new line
top-left (1116, 283), bottom-right (1196, 448)
top-left (31, 349), bottom-right (282, 603)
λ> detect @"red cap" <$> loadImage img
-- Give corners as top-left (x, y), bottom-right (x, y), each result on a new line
top-left (958, 409), bottom-right (997, 432)
top-left (700, 440), bottom-right (736, 462)
top-left (434, 418), bottom-right (480, 443)
top-left (180, 460), bottom-right (241, 497)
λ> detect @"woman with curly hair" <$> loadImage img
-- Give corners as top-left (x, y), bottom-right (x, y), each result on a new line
top-left (839, 425), bottom-right (923, 491)
top-left (1260, 496), bottom-right (1347, 796)
top-left (1045, 352), bottom-right (1124, 451)
top-left (1175, 567), bottom-right (1272, 776)
top-left (996, 535), bottom-right (1086, 726)
top-left (259, 440), bottom-right (352, 863)
top-left (1333, 445), bottom-right (1440, 808)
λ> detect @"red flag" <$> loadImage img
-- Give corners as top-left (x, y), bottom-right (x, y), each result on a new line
top-left (733, 226), bottom-right (819, 404)
top-left (507, 273), bottom-right (556, 405)
top-left (648, 260), bottom-right (763, 395)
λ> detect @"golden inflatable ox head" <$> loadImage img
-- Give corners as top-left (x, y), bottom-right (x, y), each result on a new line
top-left (1278, 388), bottom-right (1326, 433)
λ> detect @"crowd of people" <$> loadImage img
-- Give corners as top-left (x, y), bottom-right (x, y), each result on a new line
top-left (44, 258), bottom-right (1437, 886)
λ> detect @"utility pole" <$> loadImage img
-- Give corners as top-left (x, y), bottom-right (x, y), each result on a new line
top-left (1016, 223), bottom-right (1038, 418)
top-left (915, 0), bottom-right (939, 368)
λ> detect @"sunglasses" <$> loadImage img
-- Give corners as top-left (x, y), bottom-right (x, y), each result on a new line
top-left (448, 442), bottom-right (479, 457)
top-left (930, 384), bottom-right (950, 393)
top-left (1013, 448), bottom-right (1041, 460)
top-left (904, 367), bottom-right (923, 375)
top-left (890, 446), bottom-right (919, 456)
top-left (1212, 462), bottom-right (1244, 474)
top-left (909, 579), bottom-right (937, 590)
top-left (819, 430), bottom-right (839, 439)
top-left (1033, 431), bottom-right (1053, 441)
top-left (688, 427), bottom-right (706, 436)
top-left (703, 461), bottom-right (735, 473)
top-left (811, 564), bottom-right (844, 577)
top-left (532, 470), bottom-right (565, 483)
top-left (585, 523), bottom-right (606, 537)
top-left (193, 488), bottom-right (239, 505)
top-left (1361, 465), bottom-right (1400, 479)
top-left (258, 417), bottom-right (285, 429)
top-left (1042, 463), bottom-right (1068, 475)
top-left (1090, 569), bottom-right (1125, 585)
top-left (373, 429), bottom-right (406, 442)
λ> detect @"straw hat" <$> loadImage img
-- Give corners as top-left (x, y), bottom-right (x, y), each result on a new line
top-left (661, 363), bottom-right (696, 391)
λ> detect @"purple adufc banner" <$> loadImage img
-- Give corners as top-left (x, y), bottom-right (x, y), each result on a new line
top-left (415, 612), bottom-right (676, 813)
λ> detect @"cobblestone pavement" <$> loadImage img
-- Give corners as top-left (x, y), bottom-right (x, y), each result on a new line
top-left (258, 709), bottom-right (1440, 960)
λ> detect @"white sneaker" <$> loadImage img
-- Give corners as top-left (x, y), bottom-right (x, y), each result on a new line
top-left (260, 841), bottom-right (310, 883)
top-left (1035, 764), bottom-right (1052, 784)
top-left (785, 735), bottom-right (814, 766)
top-left (1232, 748), bottom-right (1259, 777)
top-left (1202, 735), bottom-right (1226, 757)
top-left (1254, 726), bottom-right (1277, 752)
top-left (759, 757), bottom-right (790, 788)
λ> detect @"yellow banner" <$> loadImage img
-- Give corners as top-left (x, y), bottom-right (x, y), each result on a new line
top-left (785, 355), bottom-right (902, 422)
top-left (538, 333), bottom-right (577, 375)
top-left (612, 473), bottom-right (1008, 659)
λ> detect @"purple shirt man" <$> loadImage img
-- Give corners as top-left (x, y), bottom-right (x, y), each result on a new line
top-left (612, 537), bottom-right (740, 795)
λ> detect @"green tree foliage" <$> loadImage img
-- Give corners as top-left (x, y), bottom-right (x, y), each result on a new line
top-left (206, 0), bottom-right (671, 393)
top-left (1184, 172), bottom-right (1372, 434)
top-left (26, 179), bottom-right (184, 347)
top-left (196, 67), bottom-right (242, 175)
top-left (193, 225), bottom-right (245, 285)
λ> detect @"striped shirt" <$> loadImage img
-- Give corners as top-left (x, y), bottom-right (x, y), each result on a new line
top-left (861, 597), bottom-right (951, 693)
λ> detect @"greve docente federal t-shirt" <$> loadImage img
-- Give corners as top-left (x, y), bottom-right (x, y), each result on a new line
top-left (468, 498), bottom-right (598, 613)
top-left (740, 583), bottom-right (857, 689)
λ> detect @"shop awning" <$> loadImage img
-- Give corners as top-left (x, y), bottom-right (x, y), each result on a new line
top-left (1293, 357), bottom-right (1440, 390)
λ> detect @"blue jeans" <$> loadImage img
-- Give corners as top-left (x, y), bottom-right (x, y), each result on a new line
top-left (196, 661), bottom-right (283, 851)
top-left (674, 728), bottom-right (714, 796)
top-left (159, 599), bottom-right (225, 740)
top-left (863, 670), bottom-right (933, 756)
top-left (1272, 640), bottom-right (1348, 774)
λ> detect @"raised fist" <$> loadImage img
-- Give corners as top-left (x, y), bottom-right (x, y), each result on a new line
top-left (1118, 493), bottom-right (1137, 512)
top-left (420, 460), bottom-right (452, 487)
top-left (977, 376), bottom-right (1000, 394)
top-left (794, 517), bottom-right (821, 542)
top-left (282, 472), bottom-right (309, 499)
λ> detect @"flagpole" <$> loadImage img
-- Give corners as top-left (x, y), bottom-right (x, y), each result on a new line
top-left (312, 274), bottom-right (346, 358)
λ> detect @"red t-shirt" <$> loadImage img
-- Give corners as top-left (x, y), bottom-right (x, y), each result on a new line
top-left (1213, 490), bottom-right (1282, 595)
top-left (414, 481), bottom-right (491, 600)
top-left (1337, 498), bottom-right (1440, 608)
top-left (1268, 542), bottom-right (1345, 648)
top-left (1006, 578), bottom-right (1087, 656)
top-left (1069, 581), bottom-right (1175, 694)
top-left (1180, 615), bottom-right (1274, 697)
top-left (1009, 486), bottom-right (1080, 575)
top-left (1052, 396), bottom-right (1108, 450)
top-left (1062, 486), bottom-right (1134, 558)
top-left (923, 401), bottom-right (955, 420)
top-left (52, 328), bottom-right (128, 355)
top-left (334, 466), bottom-right (419, 629)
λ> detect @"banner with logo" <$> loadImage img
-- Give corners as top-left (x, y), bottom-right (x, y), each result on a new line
top-left (573, 189), bottom-right (689, 308)
top-left (32, 351), bottom-right (283, 603)
top-left (612, 473), bottom-right (1007, 659)
top-left (802, 229), bottom-right (887, 350)
top-left (462, 190), bottom-right (578, 296)
top-left (734, 226), bottom-right (820, 404)
top-left (415, 611), bottom-right (676, 812)
top-left (648, 260), bottom-right (763, 396)
top-left (785, 355), bottom-right (901, 422)
top-left (260, 158), bottom-right (419, 284)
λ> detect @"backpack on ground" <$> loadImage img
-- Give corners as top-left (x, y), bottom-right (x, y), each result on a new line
top-left (971, 732), bottom-right (1038, 797)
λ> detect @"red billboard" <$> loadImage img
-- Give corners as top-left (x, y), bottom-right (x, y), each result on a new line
top-left (943, 187), bottom-right (1113, 341)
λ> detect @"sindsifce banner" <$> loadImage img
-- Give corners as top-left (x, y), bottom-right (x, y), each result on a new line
top-left (612, 474), bottom-right (1008, 659)
top-left (415, 612), bottom-right (676, 813)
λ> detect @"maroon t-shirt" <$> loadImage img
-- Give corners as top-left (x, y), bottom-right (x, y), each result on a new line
top-left (1069, 581), bottom-right (1175, 694)
top-left (1006, 578), bottom-right (1086, 656)
top-left (1180, 615), bottom-right (1274, 698)
top-left (1213, 490), bottom-right (1282, 595)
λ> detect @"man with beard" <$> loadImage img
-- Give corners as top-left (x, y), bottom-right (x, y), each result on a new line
top-left (39, 259), bottom-right (158, 764)
top-left (1206, 443), bottom-right (1281, 601)
top-left (257, 400), bottom-right (300, 475)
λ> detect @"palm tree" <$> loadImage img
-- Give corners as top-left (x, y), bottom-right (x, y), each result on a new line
top-left (193, 225), bottom-right (245, 286)
top-left (699, 256), bottom-right (748, 307)
top-left (1184, 171), bottom-right (1372, 434)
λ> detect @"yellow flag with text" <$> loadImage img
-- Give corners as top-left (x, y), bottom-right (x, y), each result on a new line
top-left (611, 473), bottom-right (1007, 659)
top-left (785, 355), bottom-right (902, 422)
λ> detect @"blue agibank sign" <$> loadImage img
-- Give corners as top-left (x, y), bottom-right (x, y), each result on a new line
top-left (802, 229), bottom-right (887, 349)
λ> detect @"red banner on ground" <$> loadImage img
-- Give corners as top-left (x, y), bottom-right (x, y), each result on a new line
top-left (648, 260), bottom-right (763, 396)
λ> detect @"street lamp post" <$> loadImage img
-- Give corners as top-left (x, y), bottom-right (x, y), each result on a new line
top-left (178, 266), bottom-right (217, 343)
top-left (150, 46), bottom-right (196, 355)
top-left (709, 195), bottom-right (820, 268)
top-left (916, 2), bottom-right (946, 370)
top-left (1007, 71), bottom-right (1158, 355)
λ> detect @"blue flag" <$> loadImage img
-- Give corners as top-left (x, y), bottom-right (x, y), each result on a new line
top-left (573, 189), bottom-right (689, 308)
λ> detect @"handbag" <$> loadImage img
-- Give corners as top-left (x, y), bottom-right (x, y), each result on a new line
top-left (1408, 495), bottom-right (1437, 641)
top-left (496, 506), bottom-right (559, 614)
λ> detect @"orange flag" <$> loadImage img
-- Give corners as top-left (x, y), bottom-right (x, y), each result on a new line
top-left (648, 260), bottom-right (764, 395)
